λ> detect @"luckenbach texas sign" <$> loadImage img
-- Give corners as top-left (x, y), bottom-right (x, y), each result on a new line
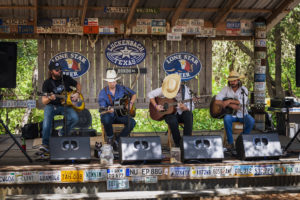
top-left (49, 52), bottom-right (90, 78)
top-left (105, 39), bottom-right (146, 67)
top-left (163, 52), bottom-right (202, 81)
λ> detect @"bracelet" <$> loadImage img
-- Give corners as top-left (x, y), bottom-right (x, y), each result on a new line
top-left (154, 104), bottom-right (158, 108)
top-left (130, 102), bottom-right (133, 105)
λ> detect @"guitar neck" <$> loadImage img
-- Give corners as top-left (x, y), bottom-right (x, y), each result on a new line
top-left (168, 98), bottom-right (194, 106)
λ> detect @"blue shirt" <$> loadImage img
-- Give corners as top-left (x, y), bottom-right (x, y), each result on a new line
top-left (98, 84), bottom-right (136, 108)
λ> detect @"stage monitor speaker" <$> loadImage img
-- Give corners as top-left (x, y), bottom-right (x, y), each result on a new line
top-left (296, 44), bottom-right (300, 87)
top-left (181, 135), bottom-right (224, 162)
top-left (119, 136), bottom-right (162, 164)
top-left (0, 42), bottom-right (17, 88)
top-left (50, 136), bottom-right (91, 163)
top-left (236, 133), bottom-right (282, 160)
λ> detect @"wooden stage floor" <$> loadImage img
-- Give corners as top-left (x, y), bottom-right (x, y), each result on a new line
top-left (1, 131), bottom-right (300, 199)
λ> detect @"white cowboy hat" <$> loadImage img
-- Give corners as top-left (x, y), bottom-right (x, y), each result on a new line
top-left (104, 69), bottom-right (121, 82)
top-left (228, 71), bottom-right (245, 81)
top-left (162, 74), bottom-right (181, 99)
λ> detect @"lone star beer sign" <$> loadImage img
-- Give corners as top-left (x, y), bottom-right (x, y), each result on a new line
top-left (163, 52), bottom-right (202, 81)
top-left (49, 52), bottom-right (90, 78)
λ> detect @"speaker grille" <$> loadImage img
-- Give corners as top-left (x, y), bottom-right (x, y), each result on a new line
top-left (0, 42), bottom-right (17, 88)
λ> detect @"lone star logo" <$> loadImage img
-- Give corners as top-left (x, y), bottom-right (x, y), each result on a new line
top-left (120, 46), bottom-right (132, 58)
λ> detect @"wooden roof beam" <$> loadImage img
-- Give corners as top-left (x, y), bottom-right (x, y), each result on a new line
top-left (213, 0), bottom-right (240, 27)
top-left (81, 0), bottom-right (89, 26)
top-left (171, 0), bottom-right (189, 27)
top-left (266, 0), bottom-right (295, 31)
top-left (126, 0), bottom-right (139, 25)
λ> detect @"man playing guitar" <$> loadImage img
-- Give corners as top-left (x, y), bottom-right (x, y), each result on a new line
top-left (214, 71), bottom-right (255, 152)
top-left (40, 62), bottom-right (81, 152)
top-left (148, 74), bottom-right (194, 147)
top-left (98, 69), bottom-right (137, 150)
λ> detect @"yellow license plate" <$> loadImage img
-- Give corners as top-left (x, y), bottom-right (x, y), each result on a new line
top-left (61, 170), bottom-right (84, 182)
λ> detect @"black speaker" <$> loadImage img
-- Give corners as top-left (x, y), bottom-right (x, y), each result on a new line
top-left (0, 42), bottom-right (17, 88)
top-left (49, 136), bottom-right (91, 163)
top-left (181, 135), bottom-right (224, 162)
top-left (119, 136), bottom-right (162, 164)
top-left (296, 44), bottom-right (300, 87)
top-left (236, 133), bottom-right (282, 160)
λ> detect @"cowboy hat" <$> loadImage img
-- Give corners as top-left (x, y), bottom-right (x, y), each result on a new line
top-left (162, 74), bottom-right (181, 99)
top-left (104, 69), bottom-right (121, 82)
top-left (227, 71), bottom-right (245, 81)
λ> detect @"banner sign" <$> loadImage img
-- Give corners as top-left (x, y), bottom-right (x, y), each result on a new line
top-left (49, 52), bottom-right (90, 78)
top-left (105, 39), bottom-right (146, 67)
top-left (163, 52), bottom-right (202, 81)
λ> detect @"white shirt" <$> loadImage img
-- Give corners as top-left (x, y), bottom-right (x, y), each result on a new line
top-left (215, 86), bottom-right (249, 118)
top-left (147, 85), bottom-right (194, 115)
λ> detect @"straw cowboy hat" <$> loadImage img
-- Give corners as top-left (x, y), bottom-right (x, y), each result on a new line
top-left (162, 74), bottom-right (181, 99)
top-left (227, 71), bottom-right (245, 81)
top-left (104, 69), bottom-right (121, 82)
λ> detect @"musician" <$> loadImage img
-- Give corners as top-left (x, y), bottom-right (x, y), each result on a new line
top-left (40, 62), bottom-right (81, 152)
top-left (98, 69), bottom-right (137, 149)
top-left (148, 74), bottom-right (194, 147)
top-left (215, 71), bottom-right (255, 151)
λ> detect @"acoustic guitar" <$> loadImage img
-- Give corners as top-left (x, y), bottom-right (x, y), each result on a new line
top-left (149, 97), bottom-right (200, 121)
top-left (209, 95), bottom-right (237, 119)
top-left (38, 91), bottom-right (85, 112)
top-left (99, 95), bottom-right (136, 117)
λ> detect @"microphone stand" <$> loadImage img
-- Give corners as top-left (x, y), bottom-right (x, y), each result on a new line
top-left (241, 87), bottom-right (247, 134)
top-left (61, 72), bottom-right (68, 137)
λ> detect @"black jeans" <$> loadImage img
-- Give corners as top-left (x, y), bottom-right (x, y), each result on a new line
top-left (164, 111), bottom-right (193, 147)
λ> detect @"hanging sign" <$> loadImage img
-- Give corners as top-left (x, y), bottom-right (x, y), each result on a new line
top-left (49, 52), bottom-right (90, 78)
top-left (105, 39), bottom-right (146, 67)
top-left (163, 52), bottom-right (202, 81)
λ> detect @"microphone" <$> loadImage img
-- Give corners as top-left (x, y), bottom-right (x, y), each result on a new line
top-left (241, 88), bottom-right (248, 96)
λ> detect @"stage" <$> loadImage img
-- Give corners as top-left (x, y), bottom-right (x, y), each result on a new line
top-left (1, 131), bottom-right (300, 199)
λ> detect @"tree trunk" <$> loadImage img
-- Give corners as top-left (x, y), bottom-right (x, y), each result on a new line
top-left (274, 24), bottom-right (284, 98)
top-left (14, 65), bottom-right (38, 135)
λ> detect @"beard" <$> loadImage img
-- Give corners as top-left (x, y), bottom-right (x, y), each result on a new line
top-left (230, 83), bottom-right (238, 89)
top-left (52, 72), bottom-right (62, 80)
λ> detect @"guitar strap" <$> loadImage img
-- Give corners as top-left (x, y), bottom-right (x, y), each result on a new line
top-left (181, 84), bottom-right (185, 101)
top-left (105, 86), bottom-right (113, 105)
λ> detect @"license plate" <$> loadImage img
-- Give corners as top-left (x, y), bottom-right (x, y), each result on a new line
top-left (107, 168), bottom-right (126, 179)
top-left (61, 170), bottom-right (84, 182)
top-left (107, 179), bottom-right (129, 190)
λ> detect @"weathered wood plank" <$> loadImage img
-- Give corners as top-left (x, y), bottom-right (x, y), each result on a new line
top-left (145, 37), bottom-right (152, 99)
top-left (37, 35), bottom-right (45, 93)
top-left (80, 36), bottom-right (88, 100)
top-left (95, 37), bottom-right (101, 104)
top-left (87, 36), bottom-right (96, 103)
top-left (159, 39), bottom-right (165, 86)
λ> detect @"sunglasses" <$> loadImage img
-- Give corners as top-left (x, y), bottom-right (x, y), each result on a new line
top-left (54, 68), bottom-right (62, 72)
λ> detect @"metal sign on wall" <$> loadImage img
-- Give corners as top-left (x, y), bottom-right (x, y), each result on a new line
top-left (163, 52), bottom-right (202, 81)
top-left (49, 52), bottom-right (90, 78)
top-left (105, 39), bottom-right (146, 67)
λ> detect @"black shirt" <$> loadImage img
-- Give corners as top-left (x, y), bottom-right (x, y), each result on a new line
top-left (42, 75), bottom-right (77, 105)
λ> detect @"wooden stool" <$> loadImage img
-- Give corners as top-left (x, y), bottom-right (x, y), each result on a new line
top-left (223, 122), bottom-right (243, 145)
top-left (167, 123), bottom-right (184, 149)
top-left (101, 124), bottom-right (124, 143)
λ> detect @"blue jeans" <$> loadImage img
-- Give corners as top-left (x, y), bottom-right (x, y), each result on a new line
top-left (101, 113), bottom-right (136, 141)
top-left (42, 105), bottom-right (79, 146)
top-left (224, 114), bottom-right (255, 145)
